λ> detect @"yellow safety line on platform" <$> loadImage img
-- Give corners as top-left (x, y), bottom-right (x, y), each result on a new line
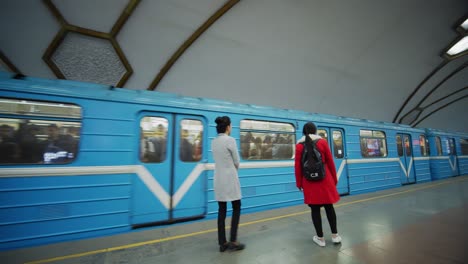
top-left (25, 177), bottom-right (467, 264)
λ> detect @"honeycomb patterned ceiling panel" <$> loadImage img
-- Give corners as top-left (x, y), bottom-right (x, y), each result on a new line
top-left (42, 0), bottom-right (138, 87)
top-left (51, 32), bottom-right (126, 86)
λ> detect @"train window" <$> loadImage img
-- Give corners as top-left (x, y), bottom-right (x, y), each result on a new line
top-left (0, 98), bottom-right (81, 165)
top-left (396, 135), bottom-right (403, 156)
top-left (435, 137), bottom-right (442, 156)
top-left (359, 130), bottom-right (387, 158)
top-left (332, 130), bottom-right (344, 159)
top-left (0, 119), bottom-right (80, 165)
top-left (179, 119), bottom-right (203, 162)
top-left (318, 129), bottom-right (328, 141)
top-left (448, 138), bottom-right (456, 155)
top-left (140, 117), bottom-right (168, 163)
top-left (240, 120), bottom-right (295, 160)
top-left (461, 139), bottom-right (468, 155)
top-left (404, 135), bottom-right (411, 156)
top-left (419, 135), bottom-right (429, 156)
top-left (427, 138), bottom-right (431, 156)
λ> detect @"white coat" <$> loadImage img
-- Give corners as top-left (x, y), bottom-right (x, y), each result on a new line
top-left (211, 133), bottom-right (242, 201)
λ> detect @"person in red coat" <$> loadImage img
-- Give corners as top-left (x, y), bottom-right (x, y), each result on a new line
top-left (294, 122), bottom-right (342, 247)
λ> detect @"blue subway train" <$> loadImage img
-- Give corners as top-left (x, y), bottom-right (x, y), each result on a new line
top-left (0, 72), bottom-right (467, 250)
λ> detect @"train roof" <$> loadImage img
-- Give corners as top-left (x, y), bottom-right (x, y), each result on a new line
top-left (425, 128), bottom-right (468, 137)
top-left (0, 72), bottom-right (423, 132)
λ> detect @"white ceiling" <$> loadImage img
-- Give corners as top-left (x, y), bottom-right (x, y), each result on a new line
top-left (0, 0), bottom-right (467, 132)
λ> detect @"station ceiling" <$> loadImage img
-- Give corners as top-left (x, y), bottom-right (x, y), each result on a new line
top-left (0, 0), bottom-right (467, 132)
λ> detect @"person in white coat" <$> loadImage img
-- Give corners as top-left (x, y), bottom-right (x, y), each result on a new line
top-left (211, 116), bottom-right (245, 252)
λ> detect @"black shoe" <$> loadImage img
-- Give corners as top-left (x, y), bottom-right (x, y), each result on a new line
top-left (229, 242), bottom-right (245, 251)
top-left (219, 243), bottom-right (229, 252)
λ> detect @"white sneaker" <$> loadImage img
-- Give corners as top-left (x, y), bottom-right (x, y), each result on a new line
top-left (313, 236), bottom-right (326, 247)
top-left (331, 234), bottom-right (342, 244)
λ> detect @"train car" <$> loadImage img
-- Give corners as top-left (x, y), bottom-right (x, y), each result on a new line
top-left (307, 117), bottom-right (431, 195)
top-left (425, 128), bottom-right (468, 179)
top-left (0, 73), bottom-right (305, 250)
top-left (0, 72), bottom-right (466, 250)
top-left (460, 136), bottom-right (468, 176)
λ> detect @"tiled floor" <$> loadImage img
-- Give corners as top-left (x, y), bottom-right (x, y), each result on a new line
top-left (340, 204), bottom-right (468, 263)
top-left (2, 176), bottom-right (467, 264)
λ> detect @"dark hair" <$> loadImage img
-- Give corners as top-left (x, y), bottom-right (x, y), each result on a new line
top-left (303, 122), bottom-right (317, 135)
top-left (215, 116), bottom-right (231, 133)
top-left (303, 122), bottom-right (317, 144)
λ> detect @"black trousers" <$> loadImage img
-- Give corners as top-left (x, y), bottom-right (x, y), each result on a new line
top-left (217, 200), bottom-right (241, 245)
top-left (309, 204), bottom-right (338, 237)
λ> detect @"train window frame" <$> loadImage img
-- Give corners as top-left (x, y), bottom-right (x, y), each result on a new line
top-left (140, 116), bottom-right (168, 163)
top-left (332, 130), bottom-right (344, 159)
top-left (396, 135), bottom-right (403, 157)
top-left (404, 135), bottom-right (411, 156)
top-left (461, 138), bottom-right (468, 155)
top-left (317, 129), bottom-right (345, 159)
top-left (359, 129), bottom-right (388, 158)
top-left (179, 119), bottom-right (203, 162)
top-left (419, 134), bottom-right (429, 156)
top-left (448, 138), bottom-right (456, 155)
top-left (240, 119), bottom-right (295, 160)
top-left (0, 98), bottom-right (81, 165)
top-left (435, 136), bottom-right (443, 156)
top-left (395, 134), bottom-right (404, 157)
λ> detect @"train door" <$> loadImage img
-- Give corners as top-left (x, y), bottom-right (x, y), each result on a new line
top-left (132, 113), bottom-right (207, 226)
top-left (172, 115), bottom-right (206, 219)
top-left (396, 134), bottom-right (416, 184)
top-left (447, 138), bottom-right (459, 176)
top-left (133, 113), bottom-right (173, 226)
top-left (318, 127), bottom-right (349, 195)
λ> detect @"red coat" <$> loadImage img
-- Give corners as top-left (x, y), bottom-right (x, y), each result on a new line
top-left (294, 135), bottom-right (340, 205)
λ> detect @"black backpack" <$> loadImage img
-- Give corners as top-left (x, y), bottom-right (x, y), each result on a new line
top-left (301, 139), bottom-right (326, 181)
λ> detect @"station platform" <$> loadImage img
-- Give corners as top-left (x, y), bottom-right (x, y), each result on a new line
top-left (2, 176), bottom-right (467, 264)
